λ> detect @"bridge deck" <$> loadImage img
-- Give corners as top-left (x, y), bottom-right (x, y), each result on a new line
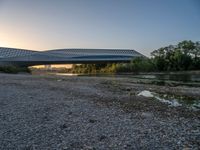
top-left (0, 47), bottom-right (144, 66)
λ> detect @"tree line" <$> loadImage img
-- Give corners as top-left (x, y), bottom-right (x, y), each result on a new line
top-left (151, 40), bottom-right (200, 71)
top-left (71, 40), bottom-right (200, 74)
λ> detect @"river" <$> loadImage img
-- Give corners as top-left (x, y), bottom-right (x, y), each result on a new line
top-left (53, 71), bottom-right (200, 110)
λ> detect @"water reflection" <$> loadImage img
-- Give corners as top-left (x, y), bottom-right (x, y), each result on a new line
top-left (55, 73), bottom-right (78, 76)
top-left (55, 72), bottom-right (200, 83)
top-left (132, 74), bottom-right (200, 82)
top-left (148, 74), bottom-right (199, 82)
top-left (138, 90), bottom-right (200, 110)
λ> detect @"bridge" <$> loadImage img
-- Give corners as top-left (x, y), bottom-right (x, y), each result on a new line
top-left (0, 47), bottom-right (144, 67)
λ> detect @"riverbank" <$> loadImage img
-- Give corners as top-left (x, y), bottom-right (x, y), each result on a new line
top-left (0, 73), bottom-right (199, 149)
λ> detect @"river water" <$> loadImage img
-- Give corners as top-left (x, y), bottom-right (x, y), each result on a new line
top-left (54, 72), bottom-right (200, 110)
top-left (55, 72), bottom-right (200, 83)
top-left (130, 73), bottom-right (200, 82)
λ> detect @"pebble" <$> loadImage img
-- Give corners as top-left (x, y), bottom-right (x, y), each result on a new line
top-left (0, 73), bottom-right (199, 150)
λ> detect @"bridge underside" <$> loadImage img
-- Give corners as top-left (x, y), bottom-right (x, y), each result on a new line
top-left (0, 59), bottom-right (131, 67)
top-left (0, 47), bottom-right (144, 67)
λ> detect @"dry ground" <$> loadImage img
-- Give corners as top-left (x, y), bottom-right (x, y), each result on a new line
top-left (0, 73), bottom-right (199, 149)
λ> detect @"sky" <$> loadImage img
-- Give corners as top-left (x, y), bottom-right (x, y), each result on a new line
top-left (0, 0), bottom-right (199, 56)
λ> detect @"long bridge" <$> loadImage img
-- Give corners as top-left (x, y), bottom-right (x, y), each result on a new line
top-left (0, 47), bottom-right (144, 67)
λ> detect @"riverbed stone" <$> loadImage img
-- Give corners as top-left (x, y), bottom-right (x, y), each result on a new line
top-left (0, 73), bottom-right (199, 149)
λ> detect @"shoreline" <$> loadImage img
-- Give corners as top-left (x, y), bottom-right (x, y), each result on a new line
top-left (0, 73), bottom-right (199, 149)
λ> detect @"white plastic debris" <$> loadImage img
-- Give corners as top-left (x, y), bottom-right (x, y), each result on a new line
top-left (170, 100), bottom-right (182, 107)
top-left (155, 96), bottom-right (182, 107)
top-left (192, 103), bottom-right (200, 109)
top-left (138, 90), bottom-right (182, 107)
top-left (137, 90), bottom-right (154, 98)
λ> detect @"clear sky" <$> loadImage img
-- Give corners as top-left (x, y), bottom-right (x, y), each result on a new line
top-left (0, 0), bottom-right (199, 56)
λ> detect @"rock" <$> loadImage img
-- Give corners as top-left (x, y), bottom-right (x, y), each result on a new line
top-left (99, 135), bottom-right (107, 141)
top-left (89, 119), bottom-right (97, 123)
top-left (138, 90), bottom-right (154, 98)
top-left (60, 124), bottom-right (67, 129)
top-left (141, 112), bottom-right (154, 118)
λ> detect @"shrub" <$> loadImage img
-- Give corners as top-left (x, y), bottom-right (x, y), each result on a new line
top-left (0, 66), bottom-right (31, 74)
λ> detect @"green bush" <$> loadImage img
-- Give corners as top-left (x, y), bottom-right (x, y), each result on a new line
top-left (69, 40), bottom-right (200, 74)
top-left (0, 66), bottom-right (31, 74)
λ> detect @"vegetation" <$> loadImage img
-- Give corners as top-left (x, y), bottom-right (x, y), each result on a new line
top-left (71, 63), bottom-right (117, 74)
top-left (1, 40), bottom-right (198, 74)
top-left (151, 40), bottom-right (200, 71)
top-left (0, 66), bottom-right (31, 74)
top-left (70, 40), bottom-right (200, 74)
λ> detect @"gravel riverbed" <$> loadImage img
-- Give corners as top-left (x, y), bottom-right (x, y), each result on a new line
top-left (0, 73), bottom-right (199, 149)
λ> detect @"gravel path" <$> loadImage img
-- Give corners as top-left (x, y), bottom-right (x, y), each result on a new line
top-left (0, 73), bottom-right (199, 149)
